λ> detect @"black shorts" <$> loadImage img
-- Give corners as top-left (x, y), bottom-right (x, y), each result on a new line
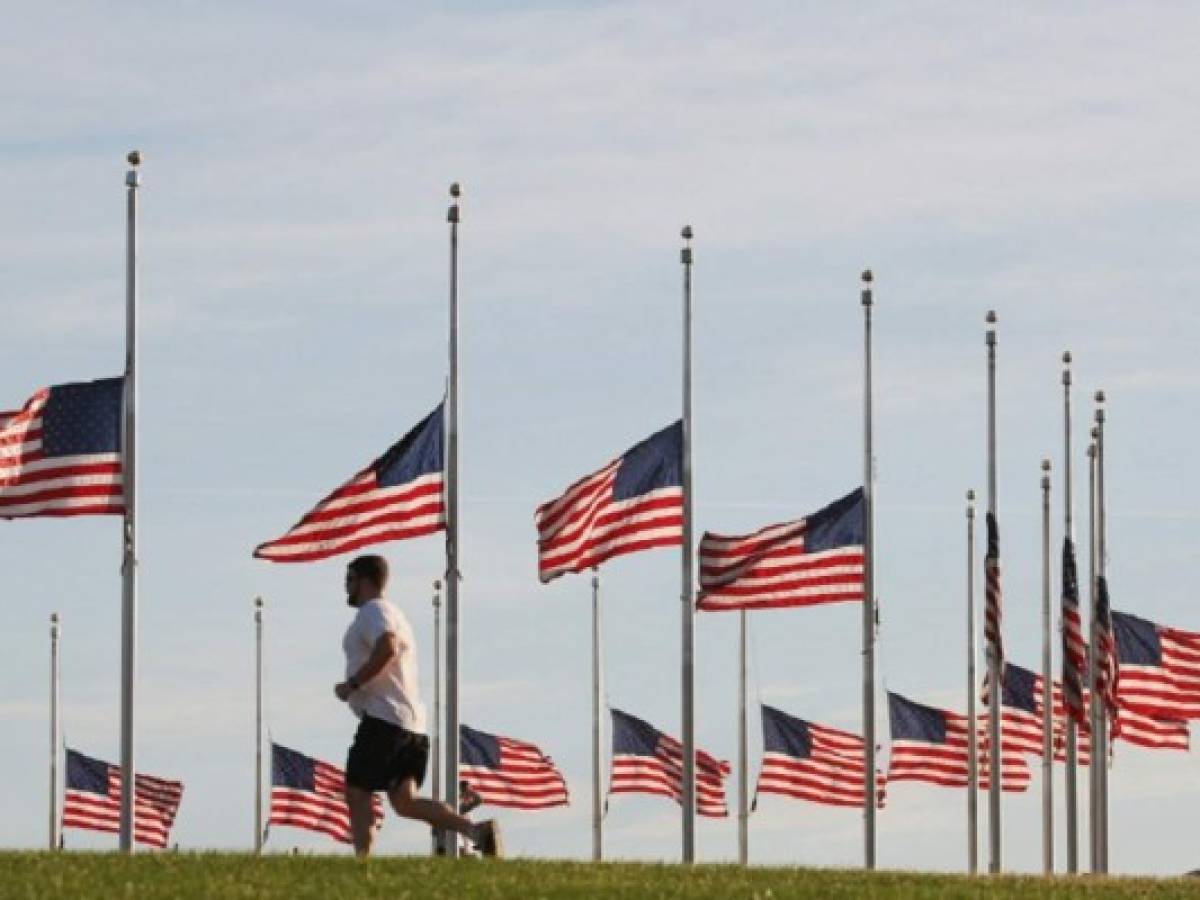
top-left (346, 715), bottom-right (429, 792)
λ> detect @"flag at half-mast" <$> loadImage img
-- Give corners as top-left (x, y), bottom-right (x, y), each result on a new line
top-left (1060, 537), bottom-right (1087, 725)
top-left (1093, 576), bottom-right (1119, 717)
top-left (696, 488), bottom-right (864, 612)
top-left (460, 725), bottom-right (569, 810)
top-left (536, 422), bottom-right (682, 583)
top-left (886, 692), bottom-right (1031, 792)
top-left (608, 708), bottom-right (729, 817)
top-left (755, 705), bottom-right (885, 808)
top-left (1112, 609), bottom-right (1200, 721)
top-left (0, 377), bottom-right (124, 519)
top-left (984, 512), bottom-right (1004, 669)
top-left (268, 743), bottom-right (382, 844)
top-left (254, 403), bottom-right (444, 563)
top-left (62, 748), bottom-right (183, 849)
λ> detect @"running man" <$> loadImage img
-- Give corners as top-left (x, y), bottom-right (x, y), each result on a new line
top-left (334, 554), bottom-right (501, 857)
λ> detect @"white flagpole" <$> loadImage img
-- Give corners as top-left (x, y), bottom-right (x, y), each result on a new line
top-left (592, 569), bottom-right (604, 862)
top-left (432, 579), bottom-right (443, 854)
top-left (1041, 460), bottom-right (1053, 874)
top-left (966, 490), bottom-right (978, 874)
top-left (119, 149), bottom-right (142, 853)
top-left (445, 183), bottom-right (462, 858)
top-left (49, 612), bottom-right (61, 851)
top-left (1087, 430), bottom-right (1098, 873)
top-left (737, 609), bottom-right (748, 865)
top-left (1094, 392), bottom-right (1108, 873)
top-left (1062, 352), bottom-right (1079, 874)
top-left (680, 225), bottom-right (696, 864)
top-left (254, 597), bottom-right (264, 853)
top-left (861, 269), bottom-right (877, 870)
top-left (985, 309), bottom-right (1001, 874)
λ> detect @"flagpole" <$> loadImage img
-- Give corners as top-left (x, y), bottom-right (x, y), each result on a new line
top-left (119, 149), bottom-right (141, 853)
top-left (680, 225), bottom-right (697, 864)
top-left (1062, 352), bottom-right (1079, 875)
top-left (861, 269), bottom-right (877, 870)
top-left (1094, 392), bottom-right (1108, 874)
top-left (1087, 430), bottom-right (1098, 873)
top-left (592, 568), bottom-right (603, 862)
top-left (445, 182), bottom-right (462, 858)
top-left (49, 612), bottom-right (61, 851)
top-left (254, 597), bottom-right (264, 853)
top-left (985, 309), bottom-right (1001, 874)
top-left (738, 609), bottom-right (748, 865)
top-left (965, 490), bottom-right (978, 875)
top-left (431, 579), bottom-right (443, 854)
top-left (1040, 459), bottom-right (1053, 874)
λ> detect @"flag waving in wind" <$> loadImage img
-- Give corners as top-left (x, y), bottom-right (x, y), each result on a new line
top-left (62, 749), bottom-right (183, 849)
top-left (984, 512), bottom-right (1003, 670)
top-left (254, 403), bottom-right (444, 563)
top-left (0, 377), bottom-right (124, 519)
top-left (460, 725), bottom-right (569, 810)
top-left (608, 708), bottom-right (729, 817)
top-left (536, 422), bottom-right (682, 582)
top-left (1113, 609), bottom-right (1200, 721)
top-left (697, 488), bottom-right (865, 612)
top-left (1061, 537), bottom-right (1087, 725)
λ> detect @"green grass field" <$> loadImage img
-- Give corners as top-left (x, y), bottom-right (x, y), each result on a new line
top-left (1, 854), bottom-right (1197, 899)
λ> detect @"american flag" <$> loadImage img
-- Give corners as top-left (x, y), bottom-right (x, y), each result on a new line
top-left (1113, 706), bottom-right (1189, 752)
top-left (254, 403), bottom-right (444, 563)
top-left (608, 708), bottom-right (729, 817)
top-left (984, 512), bottom-right (1003, 670)
top-left (268, 743), bottom-right (382, 844)
top-left (755, 705), bottom-right (885, 808)
top-left (62, 749), bottom-right (183, 849)
top-left (1112, 609), bottom-right (1200, 721)
top-left (886, 692), bottom-right (1031, 792)
top-left (460, 725), bottom-right (569, 810)
top-left (696, 488), bottom-right (864, 612)
top-left (1047, 674), bottom-right (1093, 765)
top-left (1093, 576), bottom-right (1119, 717)
top-left (536, 422), bottom-right (682, 583)
top-left (1061, 537), bottom-right (1087, 725)
top-left (0, 378), bottom-right (124, 519)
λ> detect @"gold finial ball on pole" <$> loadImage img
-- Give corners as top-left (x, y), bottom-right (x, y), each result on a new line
top-left (681, 225), bottom-right (693, 241)
top-left (986, 310), bottom-right (997, 325)
top-left (1042, 459), bottom-right (1051, 472)
top-left (434, 579), bottom-right (443, 591)
top-left (1094, 390), bottom-right (1105, 405)
top-left (127, 150), bottom-right (142, 167)
top-left (50, 612), bottom-right (59, 625)
top-left (967, 489), bottom-right (976, 503)
top-left (1062, 351), bottom-right (1072, 366)
top-left (449, 183), bottom-right (461, 199)
top-left (254, 596), bottom-right (263, 610)
top-left (861, 269), bottom-right (874, 284)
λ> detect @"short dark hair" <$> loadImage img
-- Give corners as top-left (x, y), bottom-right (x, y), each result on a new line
top-left (347, 555), bottom-right (389, 591)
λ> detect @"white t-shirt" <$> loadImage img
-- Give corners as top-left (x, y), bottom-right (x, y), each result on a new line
top-left (342, 598), bottom-right (426, 734)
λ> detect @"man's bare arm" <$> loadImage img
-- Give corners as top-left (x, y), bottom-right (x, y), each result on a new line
top-left (335, 632), bottom-right (399, 701)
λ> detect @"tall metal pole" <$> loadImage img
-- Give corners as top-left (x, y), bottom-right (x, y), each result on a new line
top-left (861, 270), bottom-right (877, 869)
top-left (680, 225), bottom-right (697, 863)
top-left (1094, 393), bottom-right (1108, 874)
top-left (1062, 352), bottom-right (1078, 874)
top-left (49, 612), bottom-right (61, 851)
top-left (592, 569), bottom-right (603, 862)
top-left (1087, 431), bottom-right (1098, 873)
top-left (254, 597), bottom-right (264, 853)
top-left (966, 491), bottom-right (978, 874)
top-left (444, 183), bottom-right (462, 857)
top-left (119, 149), bottom-right (141, 853)
top-left (432, 579), bottom-right (442, 855)
top-left (985, 310), bottom-right (1001, 874)
top-left (1040, 460), bottom-right (1053, 874)
top-left (737, 609), bottom-right (748, 865)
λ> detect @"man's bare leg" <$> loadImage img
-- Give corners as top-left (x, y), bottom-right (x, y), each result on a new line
top-left (387, 777), bottom-right (475, 835)
top-left (346, 785), bottom-right (380, 857)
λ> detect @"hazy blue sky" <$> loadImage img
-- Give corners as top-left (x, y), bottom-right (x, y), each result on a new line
top-left (2, 1), bottom-right (1198, 875)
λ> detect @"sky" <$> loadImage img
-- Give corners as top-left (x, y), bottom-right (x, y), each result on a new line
top-left (2, 0), bottom-right (1199, 876)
